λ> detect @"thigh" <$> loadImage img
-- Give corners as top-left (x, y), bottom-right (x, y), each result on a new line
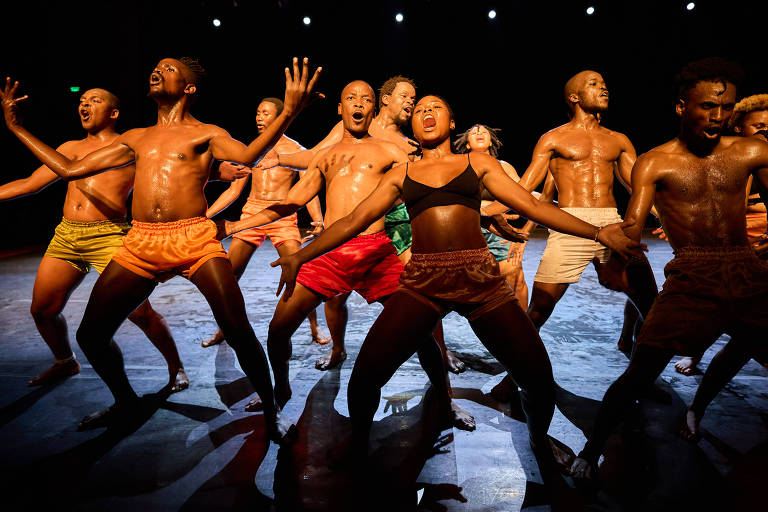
top-left (625, 256), bottom-right (659, 317)
top-left (190, 257), bottom-right (251, 331)
top-left (32, 256), bottom-right (88, 312)
top-left (275, 240), bottom-right (301, 258)
top-left (270, 283), bottom-right (325, 333)
top-left (352, 291), bottom-right (442, 388)
top-left (226, 238), bottom-right (258, 276)
top-left (79, 260), bottom-right (157, 339)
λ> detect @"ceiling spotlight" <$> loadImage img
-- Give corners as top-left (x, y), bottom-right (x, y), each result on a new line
top-left (212, 18), bottom-right (221, 27)
top-left (488, 9), bottom-right (497, 19)
top-left (686, 2), bottom-right (695, 10)
top-left (586, 6), bottom-right (595, 15)
top-left (303, 16), bottom-right (311, 25)
top-left (395, 13), bottom-right (404, 22)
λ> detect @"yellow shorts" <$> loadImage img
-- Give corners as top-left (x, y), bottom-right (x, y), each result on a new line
top-left (111, 217), bottom-right (228, 282)
top-left (44, 217), bottom-right (131, 274)
top-left (534, 207), bottom-right (623, 284)
top-left (233, 198), bottom-right (301, 248)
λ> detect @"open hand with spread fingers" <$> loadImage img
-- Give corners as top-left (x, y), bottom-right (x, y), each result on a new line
top-left (282, 57), bottom-right (324, 119)
top-left (0, 77), bottom-right (30, 129)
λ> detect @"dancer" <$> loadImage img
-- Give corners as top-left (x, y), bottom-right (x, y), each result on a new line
top-left (674, 93), bottom-right (768, 375)
top-left (0, 56), bottom-right (321, 440)
top-left (266, 95), bottom-right (643, 501)
top-left (262, 76), bottom-right (465, 373)
top-left (571, 58), bottom-right (768, 480)
top-left (218, 81), bottom-right (476, 430)
top-left (454, 123), bottom-right (529, 305)
top-left (511, 70), bottom-right (658, 353)
top-left (203, 96), bottom-right (332, 350)
top-left (0, 88), bottom-right (188, 391)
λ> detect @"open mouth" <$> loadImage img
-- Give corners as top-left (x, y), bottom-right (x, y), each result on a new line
top-left (703, 126), bottom-right (721, 137)
top-left (352, 111), bottom-right (364, 121)
top-left (423, 116), bottom-right (436, 129)
top-left (403, 106), bottom-right (412, 115)
top-left (80, 109), bottom-right (91, 121)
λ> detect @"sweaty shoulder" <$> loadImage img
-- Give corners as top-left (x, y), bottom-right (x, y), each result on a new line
top-left (275, 135), bottom-right (303, 152)
top-left (468, 152), bottom-right (499, 175)
top-left (370, 137), bottom-right (409, 161)
top-left (537, 124), bottom-right (569, 147)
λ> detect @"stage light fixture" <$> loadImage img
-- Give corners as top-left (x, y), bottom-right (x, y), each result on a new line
top-left (69, 86), bottom-right (80, 93)
top-left (586, 6), bottom-right (595, 15)
top-left (686, 2), bottom-right (695, 10)
top-left (395, 13), bottom-right (404, 22)
top-left (488, 9), bottom-right (497, 19)
top-left (212, 18), bottom-right (221, 27)
top-left (303, 16), bottom-right (311, 25)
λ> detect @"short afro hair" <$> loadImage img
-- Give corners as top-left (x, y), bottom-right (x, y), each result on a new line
top-left (260, 97), bottom-right (284, 116)
top-left (728, 94), bottom-right (768, 130)
top-left (674, 57), bottom-right (744, 101)
top-left (178, 57), bottom-right (207, 87)
top-left (378, 75), bottom-right (416, 111)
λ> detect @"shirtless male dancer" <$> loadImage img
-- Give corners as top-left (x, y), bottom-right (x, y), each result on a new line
top-left (0, 57), bottom-right (320, 440)
top-left (263, 76), bottom-right (466, 373)
top-left (202, 96), bottom-right (330, 351)
top-left (0, 88), bottom-right (188, 391)
top-left (514, 70), bottom-right (658, 348)
top-left (219, 80), bottom-right (475, 430)
top-left (571, 57), bottom-right (768, 479)
top-left (674, 93), bottom-right (768, 375)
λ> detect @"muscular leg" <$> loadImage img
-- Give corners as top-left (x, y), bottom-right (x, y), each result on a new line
top-left (75, 261), bottom-right (158, 428)
top-left (621, 258), bottom-right (659, 355)
top-left (316, 292), bottom-right (351, 371)
top-left (340, 292), bottom-right (442, 462)
top-left (527, 282), bottom-right (570, 330)
top-left (573, 344), bottom-right (674, 478)
top-left (28, 256), bottom-right (86, 385)
top-left (191, 257), bottom-right (293, 441)
top-left (432, 320), bottom-right (465, 374)
top-left (127, 300), bottom-right (188, 392)
top-left (681, 338), bottom-right (752, 441)
top-left (267, 283), bottom-right (325, 406)
top-left (201, 238), bottom-right (257, 347)
top-left (617, 301), bottom-right (639, 355)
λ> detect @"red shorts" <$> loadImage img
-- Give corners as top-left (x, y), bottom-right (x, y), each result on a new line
top-left (233, 198), bottom-right (301, 248)
top-left (296, 231), bottom-right (404, 303)
top-left (111, 217), bottom-right (228, 282)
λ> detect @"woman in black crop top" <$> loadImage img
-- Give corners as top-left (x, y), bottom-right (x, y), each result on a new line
top-left (273, 95), bottom-right (645, 498)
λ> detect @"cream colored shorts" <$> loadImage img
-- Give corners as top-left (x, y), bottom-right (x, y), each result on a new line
top-left (534, 207), bottom-right (623, 284)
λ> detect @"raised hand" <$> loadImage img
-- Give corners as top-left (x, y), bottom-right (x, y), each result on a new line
top-left (0, 77), bottom-right (30, 129)
top-left (271, 253), bottom-right (301, 301)
top-left (597, 222), bottom-right (647, 259)
top-left (282, 57), bottom-right (324, 118)
top-left (301, 221), bottom-right (324, 243)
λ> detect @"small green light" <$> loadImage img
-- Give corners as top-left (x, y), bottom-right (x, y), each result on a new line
top-left (70, 86), bottom-right (80, 93)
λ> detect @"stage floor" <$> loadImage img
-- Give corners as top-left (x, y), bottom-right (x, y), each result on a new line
top-left (0, 233), bottom-right (766, 511)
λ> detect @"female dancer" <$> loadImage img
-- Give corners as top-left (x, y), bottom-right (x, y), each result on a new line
top-left (454, 123), bottom-right (529, 306)
top-left (270, 95), bottom-right (644, 496)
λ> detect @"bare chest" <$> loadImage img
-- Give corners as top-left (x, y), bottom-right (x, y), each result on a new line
top-left (553, 133), bottom-right (623, 163)
top-left (321, 146), bottom-right (390, 186)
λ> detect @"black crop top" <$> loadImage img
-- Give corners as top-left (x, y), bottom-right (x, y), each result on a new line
top-left (402, 154), bottom-right (482, 219)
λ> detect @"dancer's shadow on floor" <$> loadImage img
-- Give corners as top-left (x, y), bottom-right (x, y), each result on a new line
top-left (0, 378), bottom-right (67, 429)
top-left (182, 368), bottom-right (464, 511)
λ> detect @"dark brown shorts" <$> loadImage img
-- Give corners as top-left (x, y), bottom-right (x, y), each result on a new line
top-left (637, 246), bottom-right (768, 358)
top-left (397, 247), bottom-right (517, 321)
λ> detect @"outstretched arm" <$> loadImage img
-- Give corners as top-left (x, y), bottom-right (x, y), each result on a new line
top-left (272, 165), bottom-right (405, 299)
top-left (479, 153), bottom-right (645, 258)
top-left (261, 121), bottom-right (344, 171)
top-left (206, 171), bottom-right (251, 218)
top-left (0, 163), bottom-right (60, 201)
top-left (210, 58), bottom-right (322, 165)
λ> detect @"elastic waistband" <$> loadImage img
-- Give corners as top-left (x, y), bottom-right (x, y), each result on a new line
top-left (409, 247), bottom-right (491, 267)
top-left (561, 207), bottom-right (619, 217)
top-left (673, 245), bottom-right (755, 258)
top-left (131, 217), bottom-right (210, 231)
top-left (245, 198), bottom-right (281, 207)
top-left (60, 217), bottom-right (128, 228)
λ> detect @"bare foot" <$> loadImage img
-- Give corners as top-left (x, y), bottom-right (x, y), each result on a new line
top-left (28, 358), bottom-right (80, 387)
top-left (315, 348), bottom-right (347, 371)
top-left (679, 408), bottom-right (701, 442)
top-left (445, 350), bottom-right (466, 374)
top-left (267, 412), bottom-right (298, 445)
top-left (570, 457), bottom-right (595, 481)
top-left (201, 330), bottom-right (225, 348)
top-left (169, 367), bottom-right (190, 393)
top-left (674, 356), bottom-right (700, 376)
top-left (312, 328), bottom-right (332, 345)
top-left (450, 401), bottom-right (476, 431)
top-left (244, 396), bottom-right (263, 412)
top-left (490, 375), bottom-right (516, 403)
top-left (77, 397), bottom-right (145, 431)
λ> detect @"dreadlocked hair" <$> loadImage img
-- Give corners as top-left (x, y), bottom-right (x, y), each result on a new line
top-left (453, 124), bottom-right (503, 157)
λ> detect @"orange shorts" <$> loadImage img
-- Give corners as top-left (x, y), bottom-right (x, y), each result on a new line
top-left (746, 211), bottom-right (767, 240)
top-left (111, 217), bottom-right (228, 282)
top-left (233, 198), bottom-right (300, 248)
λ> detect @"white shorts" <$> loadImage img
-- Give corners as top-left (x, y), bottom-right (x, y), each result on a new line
top-left (534, 207), bottom-right (623, 284)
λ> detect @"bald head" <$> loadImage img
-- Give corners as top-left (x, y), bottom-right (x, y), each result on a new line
top-left (564, 70), bottom-right (608, 114)
top-left (341, 80), bottom-right (375, 101)
top-left (84, 88), bottom-right (120, 109)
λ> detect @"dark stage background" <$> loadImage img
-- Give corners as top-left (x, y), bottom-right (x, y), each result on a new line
top-left (1, 0), bottom-right (765, 250)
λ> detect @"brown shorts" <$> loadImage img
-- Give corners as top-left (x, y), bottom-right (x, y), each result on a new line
top-left (111, 217), bottom-right (229, 282)
top-left (637, 246), bottom-right (768, 359)
top-left (397, 247), bottom-right (517, 321)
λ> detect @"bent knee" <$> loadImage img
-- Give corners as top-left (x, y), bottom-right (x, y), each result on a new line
top-left (30, 298), bottom-right (65, 322)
